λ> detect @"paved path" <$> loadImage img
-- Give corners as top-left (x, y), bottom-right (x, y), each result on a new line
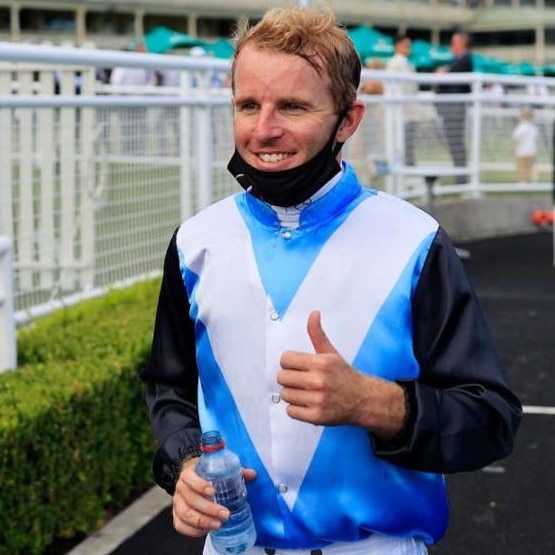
top-left (67, 231), bottom-right (555, 555)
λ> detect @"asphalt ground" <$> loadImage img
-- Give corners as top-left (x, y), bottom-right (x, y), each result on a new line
top-left (68, 230), bottom-right (555, 555)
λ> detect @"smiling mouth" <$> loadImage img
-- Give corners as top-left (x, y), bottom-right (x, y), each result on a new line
top-left (257, 152), bottom-right (294, 163)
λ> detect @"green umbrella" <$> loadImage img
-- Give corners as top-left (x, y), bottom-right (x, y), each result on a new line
top-left (144, 26), bottom-right (205, 54)
top-left (409, 39), bottom-right (453, 70)
top-left (472, 54), bottom-right (521, 75)
top-left (516, 62), bottom-right (540, 76)
top-left (348, 25), bottom-right (394, 60)
top-left (542, 64), bottom-right (555, 76)
top-left (203, 38), bottom-right (235, 59)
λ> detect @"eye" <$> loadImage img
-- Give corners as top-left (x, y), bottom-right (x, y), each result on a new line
top-left (236, 101), bottom-right (258, 113)
top-left (282, 102), bottom-right (305, 113)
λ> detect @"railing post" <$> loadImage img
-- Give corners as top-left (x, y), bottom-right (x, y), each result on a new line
top-left (0, 235), bottom-right (17, 372)
top-left (196, 103), bottom-right (214, 210)
top-left (470, 75), bottom-right (483, 198)
top-left (383, 86), bottom-right (397, 195)
top-left (179, 75), bottom-right (194, 221)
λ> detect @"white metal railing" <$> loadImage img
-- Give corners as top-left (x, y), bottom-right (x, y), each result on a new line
top-left (1, 42), bottom-right (555, 369)
top-left (0, 235), bottom-right (16, 372)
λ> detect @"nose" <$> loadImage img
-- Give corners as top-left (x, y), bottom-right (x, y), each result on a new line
top-left (252, 107), bottom-right (283, 142)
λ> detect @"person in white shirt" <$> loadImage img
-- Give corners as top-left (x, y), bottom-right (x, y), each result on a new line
top-left (386, 34), bottom-right (420, 166)
top-left (512, 107), bottom-right (539, 185)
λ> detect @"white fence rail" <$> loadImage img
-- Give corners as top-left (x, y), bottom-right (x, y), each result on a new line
top-left (1, 42), bottom-right (554, 370)
top-left (0, 235), bottom-right (16, 371)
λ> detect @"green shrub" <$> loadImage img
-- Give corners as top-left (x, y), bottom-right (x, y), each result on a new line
top-left (0, 279), bottom-right (161, 555)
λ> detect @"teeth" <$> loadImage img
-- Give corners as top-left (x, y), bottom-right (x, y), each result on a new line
top-left (258, 153), bottom-right (290, 163)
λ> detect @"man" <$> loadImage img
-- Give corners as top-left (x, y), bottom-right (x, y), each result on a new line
top-left (436, 31), bottom-right (473, 182)
top-left (386, 33), bottom-right (420, 166)
top-left (142, 8), bottom-right (521, 555)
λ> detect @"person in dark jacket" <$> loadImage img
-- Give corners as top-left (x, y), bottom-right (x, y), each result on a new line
top-left (141, 8), bottom-right (521, 555)
top-left (436, 31), bottom-right (474, 182)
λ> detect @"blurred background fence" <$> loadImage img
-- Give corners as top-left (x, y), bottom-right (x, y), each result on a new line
top-left (1, 42), bottom-right (555, 370)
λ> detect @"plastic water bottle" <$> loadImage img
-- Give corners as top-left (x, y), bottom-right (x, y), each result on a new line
top-left (195, 430), bottom-right (257, 554)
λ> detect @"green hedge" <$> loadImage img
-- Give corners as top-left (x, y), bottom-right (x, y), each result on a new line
top-left (0, 280), bottom-right (162, 555)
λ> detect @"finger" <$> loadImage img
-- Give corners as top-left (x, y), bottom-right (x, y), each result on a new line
top-left (307, 310), bottom-right (338, 355)
top-left (172, 498), bottom-right (223, 537)
top-left (285, 402), bottom-right (324, 426)
top-left (242, 468), bottom-right (258, 483)
top-left (178, 485), bottom-right (229, 523)
top-left (173, 469), bottom-right (230, 535)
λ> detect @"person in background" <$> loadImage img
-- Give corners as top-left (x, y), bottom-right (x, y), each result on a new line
top-left (360, 58), bottom-right (385, 168)
top-left (386, 33), bottom-right (420, 166)
top-left (360, 58), bottom-right (384, 95)
top-left (110, 42), bottom-right (156, 155)
top-left (483, 81), bottom-right (505, 102)
top-left (141, 7), bottom-right (521, 555)
top-left (110, 41), bottom-right (157, 87)
top-left (512, 106), bottom-right (539, 186)
top-left (435, 31), bottom-right (473, 182)
top-left (155, 51), bottom-right (184, 157)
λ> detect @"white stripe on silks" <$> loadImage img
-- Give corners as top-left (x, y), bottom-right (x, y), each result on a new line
top-left (181, 198), bottom-right (276, 474)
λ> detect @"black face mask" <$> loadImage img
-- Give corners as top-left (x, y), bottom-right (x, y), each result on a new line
top-left (227, 114), bottom-right (346, 208)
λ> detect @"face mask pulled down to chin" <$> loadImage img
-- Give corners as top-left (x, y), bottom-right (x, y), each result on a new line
top-left (227, 116), bottom-right (345, 208)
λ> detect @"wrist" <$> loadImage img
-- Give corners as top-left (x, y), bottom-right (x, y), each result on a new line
top-left (173, 445), bottom-right (202, 485)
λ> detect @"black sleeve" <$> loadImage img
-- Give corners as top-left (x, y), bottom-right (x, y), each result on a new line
top-left (140, 228), bottom-right (201, 494)
top-left (372, 227), bottom-right (522, 473)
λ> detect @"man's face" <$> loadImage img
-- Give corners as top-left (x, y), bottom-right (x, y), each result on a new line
top-left (398, 39), bottom-right (411, 58)
top-left (450, 34), bottom-right (466, 56)
top-left (232, 45), bottom-right (339, 172)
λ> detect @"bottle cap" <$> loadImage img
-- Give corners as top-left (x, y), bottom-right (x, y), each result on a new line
top-left (200, 438), bottom-right (225, 452)
top-left (200, 430), bottom-right (226, 452)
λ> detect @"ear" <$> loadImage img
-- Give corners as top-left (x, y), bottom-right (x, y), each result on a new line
top-left (336, 100), bottom-right (366, 143)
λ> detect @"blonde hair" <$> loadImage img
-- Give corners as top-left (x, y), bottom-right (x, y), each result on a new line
top-left (520, 107), bottom-right (533, 121)
top-left (231, 7), bottom-right (361, 114)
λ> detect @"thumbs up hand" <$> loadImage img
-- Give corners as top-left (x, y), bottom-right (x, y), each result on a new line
top-left (278, 311), bottom-right (406, 437)
top-left (305, 309), bottom-right (339, 356)
top-left (278, 310), bottom-right (363, 427)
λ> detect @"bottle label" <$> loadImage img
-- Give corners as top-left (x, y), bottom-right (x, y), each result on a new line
top-left (213, 476), bottom-right (247, 512)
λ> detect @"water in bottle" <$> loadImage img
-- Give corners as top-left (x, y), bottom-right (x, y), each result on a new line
top-left (195, 430), bottom-right (257, 554)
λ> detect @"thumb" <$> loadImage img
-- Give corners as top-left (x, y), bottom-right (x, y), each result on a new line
top-left (307, 311), bottom-right (338, 354)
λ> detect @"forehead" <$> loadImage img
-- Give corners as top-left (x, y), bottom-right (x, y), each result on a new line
top-left (234, 45), bottom-right (332, 96)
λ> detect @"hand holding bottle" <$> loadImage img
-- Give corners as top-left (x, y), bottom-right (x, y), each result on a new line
top-left (172, 434), bottom-right (257, 553)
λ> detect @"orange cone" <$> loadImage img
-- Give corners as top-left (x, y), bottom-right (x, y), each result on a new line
top-left (531, 209), bottom-right (545, 225)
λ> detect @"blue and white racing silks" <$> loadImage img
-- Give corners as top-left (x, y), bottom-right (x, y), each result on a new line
top-left (175, 163), bottom-right (449, 549)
